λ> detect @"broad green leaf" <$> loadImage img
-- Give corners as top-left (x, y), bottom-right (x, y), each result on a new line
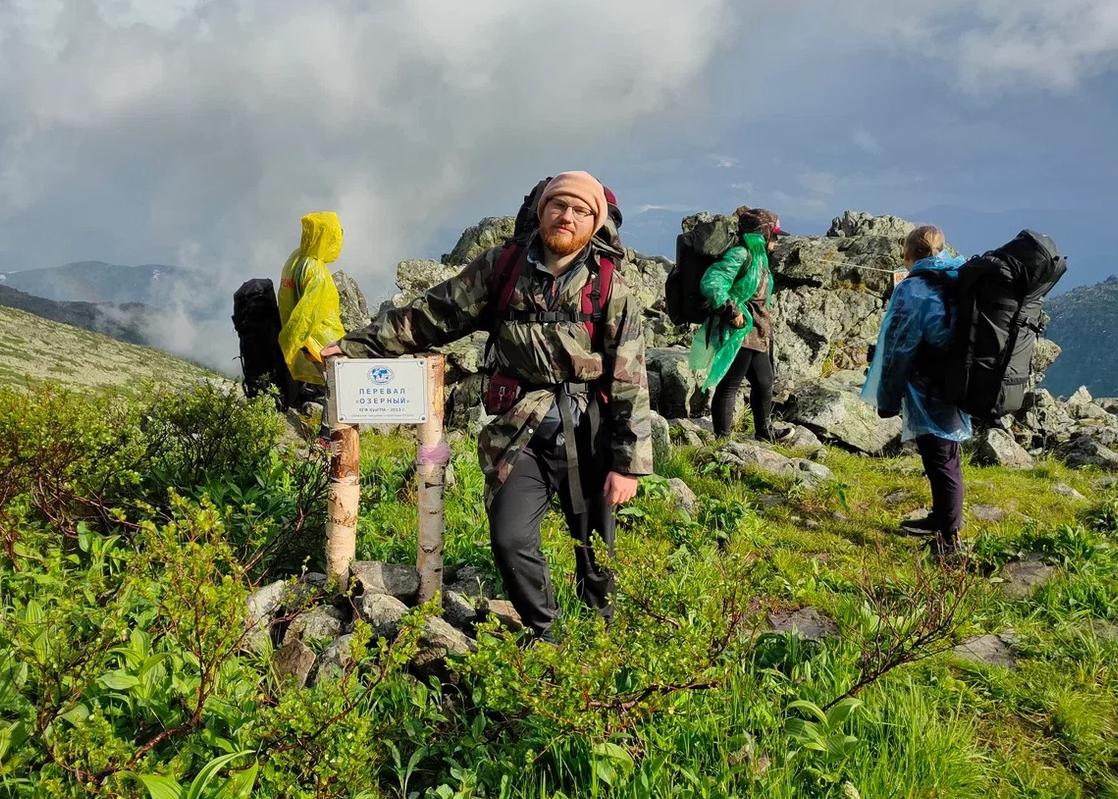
top-left (826, 698), bottom-right (863, 729)
top-left (786, 699), bottom-right (828, 724)
top-left (215, 761), bottom-right (259, 799)
top-left (184, 751), bottom-right (252, 799)
top-left (99, 671), bottom-right (141, 691)
top-left (132, 774), bottom-right (184, 799)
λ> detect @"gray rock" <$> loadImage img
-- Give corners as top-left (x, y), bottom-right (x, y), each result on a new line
top-left (245, 580), bottom-right (288, 653)
top-left (283, 606), bottom-right (345, 647)
top-left (998, 555), bottom-right (1058, 600)
top-left (443, 590), bottom-right (480, 631)
top-left (827, 210), bottom-right (916, 240)
top-left (782, 424), bottom-right (825, 457)
top-left (713, 441), bottom-right (834, 487)
top-left (1095, 476), bottom-right (1118, 491)
top-left (1096, 397), bottom-right (1118, 415)
top-left (352, 561), bottom-right (420, 604)
top-left (446, 565), bottom-right (496, 599)
top-left (647, 347), bottom-right (704, 419)
top-left (1056, 434), bottom-right (1118, 470)
top-left (413, 616), bottom-right (477, 670)
top-left (358, 593), bottom-right (410, 640)
top-left (391, 259), bottom-right (463, 305)
top-left (970, 504), bottom-right (1008, 523)
top-left (1029, 338), bottom-right (1062, 385)
top-left (770, 290), bottom-right (884, 390)
top-left (332, 269), bottom-right (371, 331)
top-left (650, 411), bottom-right (672, 467)
top-left (667, 477), bottom-right (698, 514)
top-left (1017, 389), bottom-right (1077, 449)
top-left (767, 607), bottom-right (838, 642)
top-left (792, 459), bottom-right (836, 489)
top-left (274, 639), bottom-right (316, 688)
top-left (953, 632), bottom-right (1017, 669)
top-left (1051, 483), bottom-right (1086, 501)
top-left (443, 217), bottom-right (515, 265)
top-left (669, 418), bottom-right (715, 447)
top-left (786, 372), bottom-right (900, 455)
top-left (316, 633), bottom-right (356, 683)
top-left (884, 490), bottom-right (911, 507)
top-left (619, 251), bottom-right (671, 315)
top-left (485, 599), bottom-right (524, 632)
top-left (973, 428), bottom-right (1034, 469)
top-left (754, 493), bottom-right (785, 511)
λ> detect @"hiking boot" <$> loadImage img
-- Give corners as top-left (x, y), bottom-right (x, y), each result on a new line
top-left (898, 514), bottom-right (941, 537)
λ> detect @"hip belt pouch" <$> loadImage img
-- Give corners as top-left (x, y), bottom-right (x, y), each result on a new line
top-left (484, 373), bottom-right (523, 415)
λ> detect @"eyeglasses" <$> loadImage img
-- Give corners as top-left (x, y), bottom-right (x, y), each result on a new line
top-left (545, 198), bottom-right (595, 220)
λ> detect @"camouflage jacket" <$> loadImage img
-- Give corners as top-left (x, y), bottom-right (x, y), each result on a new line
top-left (339, 238), bottom-right (653, 498)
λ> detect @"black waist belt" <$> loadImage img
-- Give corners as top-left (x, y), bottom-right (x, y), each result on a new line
top-left (522, 379), bottom-right (600, 516)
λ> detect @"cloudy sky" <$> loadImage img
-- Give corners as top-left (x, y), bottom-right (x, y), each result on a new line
top-left (1, 0), bottom-right (1116, 365)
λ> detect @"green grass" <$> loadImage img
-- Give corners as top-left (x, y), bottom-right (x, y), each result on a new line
top-left (338, 427), bottom-right (1118, 797)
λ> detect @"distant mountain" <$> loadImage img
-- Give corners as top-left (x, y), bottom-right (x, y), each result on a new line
top-left (0, 284), bottom-right (151, 345)
top-left (0, 261), bottom-right (207, 306)
top-left (1043, 275), bottom-right (1118, 398)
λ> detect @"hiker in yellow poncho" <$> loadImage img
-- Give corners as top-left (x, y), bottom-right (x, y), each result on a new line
top-left (278, 212), bottom-right (347, 386)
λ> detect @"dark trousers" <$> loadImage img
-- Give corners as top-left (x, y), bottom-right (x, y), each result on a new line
top-left (915, 434), bottom-right (964, 535)
top-left (712, 347), bottom-right (774, 438)
top-left (486, 432), bottom-right (615, 637)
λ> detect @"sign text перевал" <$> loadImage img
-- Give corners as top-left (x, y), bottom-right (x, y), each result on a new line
top-left (333, 358), bottom-right (429, 425)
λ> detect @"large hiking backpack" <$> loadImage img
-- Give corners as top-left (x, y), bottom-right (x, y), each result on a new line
top-left (664, 214), bottom-right (739, 326)
top-left (922, 230), bottom-right (1067, 421)
top-left (231, 278), bottom-right (296, 404)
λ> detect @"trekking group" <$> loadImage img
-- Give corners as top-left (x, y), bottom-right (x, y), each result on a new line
top-left (234, 170), bottom-right (1067, 641)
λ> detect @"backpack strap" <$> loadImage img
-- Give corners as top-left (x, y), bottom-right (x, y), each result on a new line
top-left (483, 243), bottom-right (526, 366)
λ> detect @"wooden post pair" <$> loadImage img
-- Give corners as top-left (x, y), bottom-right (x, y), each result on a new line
top-left (323, 354), bottom-right (446, 601)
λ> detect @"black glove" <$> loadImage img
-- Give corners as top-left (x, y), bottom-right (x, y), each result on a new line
top-left (877, 407), bottom-right (900, 419)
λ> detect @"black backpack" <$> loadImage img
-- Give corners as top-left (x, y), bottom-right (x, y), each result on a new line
top-left (231, 278), bottom-right (296, 406)
top-left (665, 215), bottom-right (739, 326)
top-left (919, 230), bottom-right (1067, 421)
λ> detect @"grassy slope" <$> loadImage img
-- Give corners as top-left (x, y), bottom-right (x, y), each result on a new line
top-left (0, 304), bottom-right (220, 395)
top-left (356, 428), bottom-right (1117, 798)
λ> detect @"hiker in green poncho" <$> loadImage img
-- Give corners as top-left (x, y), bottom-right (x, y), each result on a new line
top-left (690, 206), bottom-right (789, 441)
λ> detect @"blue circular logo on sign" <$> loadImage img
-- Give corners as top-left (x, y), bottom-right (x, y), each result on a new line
top-left (368, 367), bottom-right (393, 384)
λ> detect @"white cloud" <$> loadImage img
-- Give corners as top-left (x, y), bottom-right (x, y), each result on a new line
top-left (0, 0), bottom-right (738, 368)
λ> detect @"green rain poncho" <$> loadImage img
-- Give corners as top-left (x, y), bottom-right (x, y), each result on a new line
top-left (688, 232), bottom-right (773, 390)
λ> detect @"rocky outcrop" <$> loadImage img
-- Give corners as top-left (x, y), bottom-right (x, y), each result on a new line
top-left (362, 209), bottom-right (1108, 472)
top-left (784, 371), bottom-right (901, 455)
top-left (332, 269), bottom-right (371, 332)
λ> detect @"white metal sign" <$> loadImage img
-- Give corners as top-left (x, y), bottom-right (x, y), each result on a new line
top-left (333, 358), bottom-right (428, 424)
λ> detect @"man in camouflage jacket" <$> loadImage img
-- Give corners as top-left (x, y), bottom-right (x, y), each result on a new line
top-left (321, 171), bottom-right (652, 639)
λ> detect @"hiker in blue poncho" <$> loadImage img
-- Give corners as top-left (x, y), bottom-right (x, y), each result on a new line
top-left (862, 225), bottom-right (971, 560)
top-left (691, 206), bottom-right (789, 441)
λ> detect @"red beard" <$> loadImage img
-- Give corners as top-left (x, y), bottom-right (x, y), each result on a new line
top-left (541, 223), bottom-right (593, 257)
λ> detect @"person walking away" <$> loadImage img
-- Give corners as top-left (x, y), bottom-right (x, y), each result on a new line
top-left (320, 171), bottom-right (652, 640)
top-left (691, 206), bottom-right (788, 441)
top-left (278, 211), bottom-right (347, 396)
top-left (861, 225), bottom-right (971, 561)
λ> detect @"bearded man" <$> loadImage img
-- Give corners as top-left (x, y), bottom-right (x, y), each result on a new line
top-left (320, 171), bottom-right (652, 640)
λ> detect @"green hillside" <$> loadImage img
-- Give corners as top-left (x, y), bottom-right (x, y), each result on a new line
top-left (0, 304), bottom-right (220, 394)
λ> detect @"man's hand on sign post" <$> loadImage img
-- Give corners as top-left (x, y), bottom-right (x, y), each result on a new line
top-left (320, 342), bottom-right (344, 359)
top-left (603, 471), bottom-right (638, 506)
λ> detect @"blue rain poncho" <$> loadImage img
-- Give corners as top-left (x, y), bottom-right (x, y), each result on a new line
top-left (861, 251), bottom-right (972, 442)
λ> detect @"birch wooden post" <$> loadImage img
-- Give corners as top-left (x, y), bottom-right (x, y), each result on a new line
top-left (324, 359), bottom-right (359, 589)
top-left (416, 354), bottom-right (448, 603)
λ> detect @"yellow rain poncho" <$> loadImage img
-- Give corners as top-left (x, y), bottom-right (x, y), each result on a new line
top-left (278, 211), bottom-right (347, 385)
